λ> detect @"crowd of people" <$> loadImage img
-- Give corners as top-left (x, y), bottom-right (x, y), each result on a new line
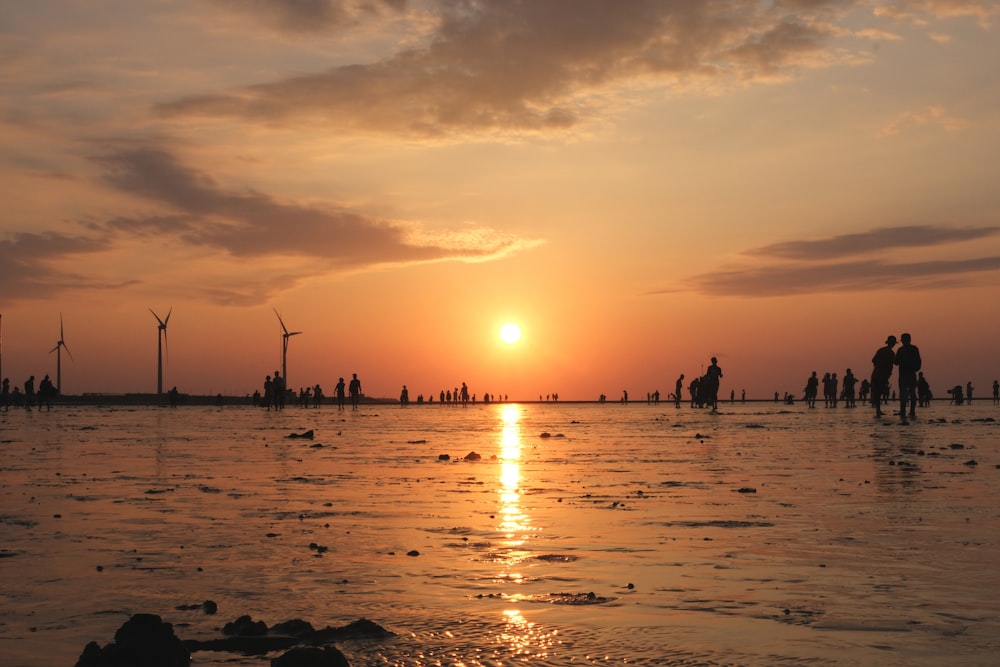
top-left (0, 374), bottom-right (58, 411)
top-left (5, 338), bottom-right (1000, 412)
top-left (252, 371), bottom-right (364, 410)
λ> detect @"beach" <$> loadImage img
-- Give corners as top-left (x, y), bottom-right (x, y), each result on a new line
top-left (2, 400), bottom-right (999, 666)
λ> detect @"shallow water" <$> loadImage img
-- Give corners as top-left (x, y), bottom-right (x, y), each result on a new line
top-left (2, 400), bottom-right (999, 666)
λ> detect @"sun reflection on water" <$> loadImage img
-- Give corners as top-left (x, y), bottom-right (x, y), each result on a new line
top-left (497, 404), bottom-right (528, 547)
top-left (496, 608), bottom-right (556, 660)
top-left (493, 404), bottom-right (552, 654)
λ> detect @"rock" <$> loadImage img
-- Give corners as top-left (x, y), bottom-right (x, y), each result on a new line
top-left (270, 619), bottom-right (316, 638)
top-left (223, 615), bottom-right (268, 636)
top-left (288, 430), bottom-right (315, 439)
top-left (75, 613), bottom-right (190, 667)
top-left (272, 646), bottom-right (350, 667)
top-left (464, 451), bottom-right (481, 461)
top-left (75, 642), bottom-right (105, 667)
top-left (438, 454), bottom-right (450, 460)
top-left (175, 600), bottom-right (217, 614)
top-left (312, 618), bottom-right (393, 642)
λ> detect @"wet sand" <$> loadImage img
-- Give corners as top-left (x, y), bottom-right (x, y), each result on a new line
top-left (2, 401), bottom-right (999, 665)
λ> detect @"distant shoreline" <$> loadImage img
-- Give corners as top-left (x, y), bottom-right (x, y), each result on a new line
top-left (10, 394), bottom-right (988, 408)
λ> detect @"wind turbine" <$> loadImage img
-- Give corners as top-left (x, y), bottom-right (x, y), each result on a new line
top-left (274, 308), bottom-right (302, 390)
top-left (150, 307), bottom-right (172, 395)
top-left (50, 314), bottom-right (73, 394)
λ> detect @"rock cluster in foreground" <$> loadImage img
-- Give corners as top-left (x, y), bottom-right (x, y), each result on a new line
top-left (74, 612), bottom-right (392, 666)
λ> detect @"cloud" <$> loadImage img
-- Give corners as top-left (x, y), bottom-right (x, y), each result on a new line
top-left (210, 0), bottom-right (410, 33)
top-left (0, 147), bottom-right (539, 306)
top-left (746, 225), bottom-right (1000, 260)
top-left (880, 105), bottom-right (969, 137)
top-left (158, 1), bottom-right (852, 137)
top-left (686, 256), bottom-right (1000, 296)
top-left (676, 225), bottom-right (1000, 297)
top-left (0, 232), bottom-right (130, 304)
top-left (91, 147), bottom-right (535, 266)
top-left (874, 1), bottom-right (1000, 28)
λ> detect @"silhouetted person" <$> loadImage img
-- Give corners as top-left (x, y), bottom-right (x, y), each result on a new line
top-left (859, 378), bottom-right (870, 404)
top-left (993, 379), bottom-right (999, 406)
top-left (674, 374), bottom-right (684, 407)
top-left (400, 385), bottom-right (409, 407)
top-left (335, 377), bottom-right (346, 409)
top-left (804, 371), bottom-right (818, 408)
top-left (263, 375), bottom-right (273, 411)
top-left (349, 373), bottom-right (362, 410)
top-left (895, 332), bottom-right (921, 423)
top-left (704, 357), bottom-right (723, 412)
top-left (38, 374), bottom-right (55, 410)
top-left (917, 372), bottom-right (931, 407)
top-left (272, 371), bottom-right (285, 409)
top-left (24, 375), bottom-right (35, 411)
top-left (313, 384), bottom-right (324, 408)
top-left (1, 378), bottom-right (9, 411)
top-left (871, 335), bottom-right (896, 418)
top-left (966, 381), bottom-right (974, 404)
top-left (460, 382), bottom-right (469, 407)
top-left (820, 372), bottom-right (832, 407)
top-left (842, 369), bottom-right (857, 407)
top-left (168, 386), bottom-right (180, 407)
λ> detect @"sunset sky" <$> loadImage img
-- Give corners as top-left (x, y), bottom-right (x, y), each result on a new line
top-left (2, 0), bottom-right (999, 401)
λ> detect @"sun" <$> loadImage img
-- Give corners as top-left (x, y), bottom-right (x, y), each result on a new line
top-left (499, 322), bottom-right (522, 345)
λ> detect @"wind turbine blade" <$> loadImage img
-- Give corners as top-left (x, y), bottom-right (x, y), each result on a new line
top-left (274, 308), bottom-right (289, 335)
top-left (149, 308), bottom-right (170, 329)
top-left (50, 344), bottom-right (60, 354)
top-left (60, 313), bottom-right (64, 340)
top-left (63, 342), bottom-right (74, 361)
top-left (289, 331), bottom-right (303, 337)
top-left (164, 307), bottom-right (172, 326)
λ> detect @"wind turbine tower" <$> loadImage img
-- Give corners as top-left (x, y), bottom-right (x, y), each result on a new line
top-left (50, 314), bottom-right (73, 394)
top-left (150, 308), bottom-right (172, 394)
top-left (274, 308), bottom-right (302, 390)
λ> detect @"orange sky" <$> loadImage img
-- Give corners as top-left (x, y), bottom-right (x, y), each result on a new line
top-left (2, 1), bottom-right (999, 400)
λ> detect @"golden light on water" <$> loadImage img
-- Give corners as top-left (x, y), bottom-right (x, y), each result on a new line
top-left (497, 405), bottom-right (526, 541)
top-left (498, 608), bottom-right (556, 659)
top-left (491, 404), bottom-right (559, 658)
